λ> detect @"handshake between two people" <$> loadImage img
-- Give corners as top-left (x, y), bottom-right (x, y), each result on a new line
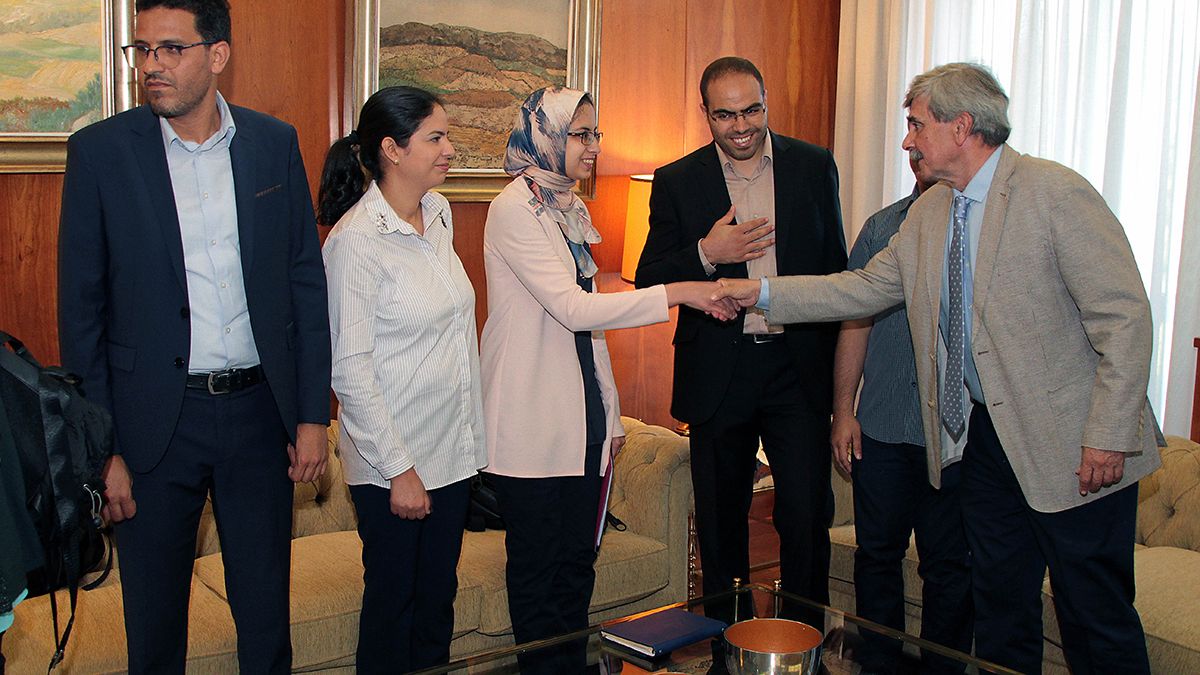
top-left (662, 277), bottom-right (764, 321)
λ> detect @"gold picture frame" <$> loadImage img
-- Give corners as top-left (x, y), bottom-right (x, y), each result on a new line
top-left (0, 0), bottom-right (137, 173)
top-left (350, 0), bottom-right (601, 201)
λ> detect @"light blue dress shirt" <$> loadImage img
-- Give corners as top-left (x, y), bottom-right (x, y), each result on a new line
top-left (757, 276), bottom-right (772, 308)
top-left (161, 92), bottom-right (260, 372)
top-left (939, 146), bottom-right (1003, 404)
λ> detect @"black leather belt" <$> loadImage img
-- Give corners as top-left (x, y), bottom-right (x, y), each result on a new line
top-left (186, 365), bottom-right (264, 395)
top-left (745, 333), bottom-right (784, 344)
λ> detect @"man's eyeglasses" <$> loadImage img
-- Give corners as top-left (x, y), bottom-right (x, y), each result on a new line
top-left (707, 104), bottom-right (766, 123)
top-left (566, 130), bottom-right (603, 146)
top-left (120, 41), bottom-right (218, 69)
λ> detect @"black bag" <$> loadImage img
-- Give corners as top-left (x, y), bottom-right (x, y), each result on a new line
top-left (466, 473), bottom-right (504, 531)
top-left (0, 331), bottom-right (114, 670)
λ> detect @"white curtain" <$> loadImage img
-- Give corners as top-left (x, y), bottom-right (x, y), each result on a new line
top-left (834, 0), bottom-right (1200, 435)
top-left (1165, 68), bottom-right (1200, 436)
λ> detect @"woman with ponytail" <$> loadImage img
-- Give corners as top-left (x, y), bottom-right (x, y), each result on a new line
top-left (479, 87), bottom-right (736, 673)
top-left (318, 86), bottom-right (485, 673)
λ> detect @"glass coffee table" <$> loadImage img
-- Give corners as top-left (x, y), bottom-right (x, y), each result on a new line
top-left (413, 581), bottom-right (1018, 674)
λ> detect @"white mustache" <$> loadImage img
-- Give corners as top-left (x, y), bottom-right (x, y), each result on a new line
top-left (910, 150), bottom-right (924, 162)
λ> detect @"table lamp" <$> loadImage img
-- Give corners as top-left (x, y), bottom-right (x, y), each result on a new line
top-left (621, 174), bottom-right (654, 283)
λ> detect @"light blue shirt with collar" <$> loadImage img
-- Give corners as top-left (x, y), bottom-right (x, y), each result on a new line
top-left (939, 145), bottom-right (1003, 404)
top-left (161, 92), bottom-right (260, 373)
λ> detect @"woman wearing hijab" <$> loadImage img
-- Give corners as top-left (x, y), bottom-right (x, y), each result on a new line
top-left (480, 86), bottom-right (734, 673)
top-left (318, 86), bottom-right (486, 673)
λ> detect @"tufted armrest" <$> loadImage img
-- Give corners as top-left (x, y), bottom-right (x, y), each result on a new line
top-left (291, 423), bottom-right (357, 537)
top-left (1136, 435), bottom-right (1200, 552)
top-left (608, 416), bottom-right (694, 603)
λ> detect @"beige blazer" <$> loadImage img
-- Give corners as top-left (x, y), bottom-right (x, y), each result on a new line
top-left (480, 178), bottom-right (669, 478)
top-left (770, 145), bottom-right (1161, 512)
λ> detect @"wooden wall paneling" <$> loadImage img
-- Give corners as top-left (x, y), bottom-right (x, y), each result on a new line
top-left (596, 0), bottom-right (689, 178)
top-left (449, 202), bottom-right (489, 335)
top-left (684, 0), bottom-right (840, 149)
top-left (224, 0), bottom-right (347, 198)
top-left (786, 0), bottom-right (840, 147)
top-left (684, 0), bottom-right (743, 153)
top-left (588, 1), bottom-right (690, 276)
top-left (0, 175), bottom-right (64, 364)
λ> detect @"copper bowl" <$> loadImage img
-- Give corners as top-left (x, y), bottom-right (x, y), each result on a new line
top-left (724, 618), bottom-right (823, 674)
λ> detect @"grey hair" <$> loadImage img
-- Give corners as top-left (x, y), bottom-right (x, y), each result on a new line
top-left (904, 62), bottom-right (1011, 146)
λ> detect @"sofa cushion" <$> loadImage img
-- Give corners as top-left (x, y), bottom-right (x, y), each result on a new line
top-left (192, 530), bottom-right (361, 670)
top-left (458, 529), bottom-right (669, 636)
top-left (191, 529), bottom-right (486, 671)
top-left (1042, 545), bottom-right (1200, 672)
top-left (5, 571), bottom-right (240, 674)
top-left (590, 531), bottom-right (670, 611)
top-left (1132, 546), bottom-right (1200, 671)
top-left (455, 530), bottom-right (510, 634)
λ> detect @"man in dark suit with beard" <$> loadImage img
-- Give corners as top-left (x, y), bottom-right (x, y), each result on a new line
top-left (57, 1), bottom-right (331, 671)
top-left (635, 56), bottom-right (846, 653)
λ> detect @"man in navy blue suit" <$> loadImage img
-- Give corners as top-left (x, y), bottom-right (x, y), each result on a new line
top-left (57, 1), bottom-right (331, 671)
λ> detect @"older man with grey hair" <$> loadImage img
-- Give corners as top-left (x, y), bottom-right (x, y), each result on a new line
top-left (714, 62), bottom-right (1162, 672)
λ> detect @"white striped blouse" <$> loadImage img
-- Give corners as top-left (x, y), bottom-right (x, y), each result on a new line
top-left (323, 182), bottom-right (486, 490)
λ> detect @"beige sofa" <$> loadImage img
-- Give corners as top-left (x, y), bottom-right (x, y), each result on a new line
top-left (4, 416), bottom-right (693, 673)
top-left (827, 434), bottom-right (1200, 673)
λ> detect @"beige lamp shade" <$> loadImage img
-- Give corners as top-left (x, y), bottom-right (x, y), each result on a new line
top-left (621, 174), bottom-right (654, 282)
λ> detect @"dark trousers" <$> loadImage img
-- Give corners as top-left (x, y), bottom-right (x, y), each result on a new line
top-left (690, 339), bottom-right (833, 631)
top-left (491, 443), bottom-right (603, 675)
top-left (349, 478), bottom-right (470, 674)
top-left (115, 382), bottom-right (292, 674)
top-left (851, 435), bottom-right (972, 673)
top-left (961, 405), bottom-right (1149, 674)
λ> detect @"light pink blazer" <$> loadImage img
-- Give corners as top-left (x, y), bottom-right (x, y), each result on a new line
top-left (481, 178), bottom-right (669, 478)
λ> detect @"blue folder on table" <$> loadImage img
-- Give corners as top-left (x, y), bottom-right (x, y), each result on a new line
top-left (600, 608), bottom-right (727, 657)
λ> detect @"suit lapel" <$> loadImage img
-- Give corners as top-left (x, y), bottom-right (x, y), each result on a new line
top-left (770, 134), bottom-right (794, 258)
top-left (229, 107), bottom-right (257, 279)
top-left (922, 186), bottom-right (952, 325)
top-left (972, 145), bottom-right (1018, 315)
top-left (695, 143), bottom-right (733, 230)
top-left (130, 108), bottom-right (187, 292)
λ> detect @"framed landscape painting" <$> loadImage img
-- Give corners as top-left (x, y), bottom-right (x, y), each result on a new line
top-left (0, 0), bottom-right (135, 172)
top-left (351, 0), bottom-right (601, 201)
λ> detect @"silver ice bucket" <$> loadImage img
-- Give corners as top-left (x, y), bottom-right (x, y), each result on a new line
top-left (724, 618), bottom-right (823, 674)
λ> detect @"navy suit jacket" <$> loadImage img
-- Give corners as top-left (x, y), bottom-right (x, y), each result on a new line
top-left (58, 103), bottom-right (331, 473)
top-left (635, 134), bottom-right (846, 424)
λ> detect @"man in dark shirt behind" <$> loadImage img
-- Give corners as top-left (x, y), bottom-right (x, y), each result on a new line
top-left (831, 157), bottom-right (972, 672)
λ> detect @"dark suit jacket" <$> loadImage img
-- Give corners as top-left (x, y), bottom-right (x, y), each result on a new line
top-left (57, 103), bottom-right (331, 473)
top-left (635, 133), bottom-right (846, 424)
